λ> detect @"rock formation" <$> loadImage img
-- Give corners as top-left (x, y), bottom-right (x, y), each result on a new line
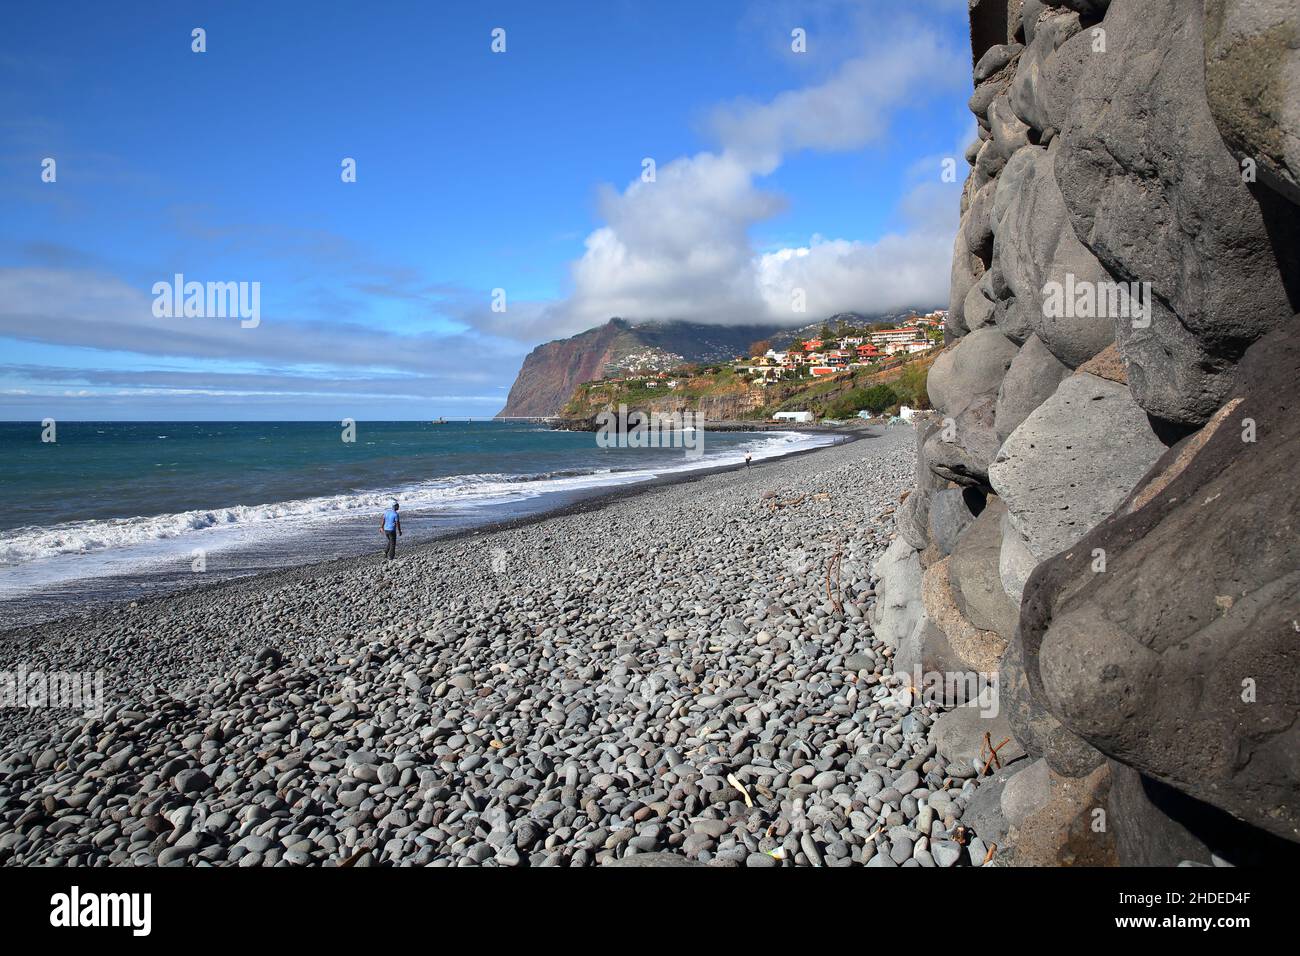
top-left (497, 318), bottom-right (801, 418)
top-left (876, 0), bottom-right (1299, 865)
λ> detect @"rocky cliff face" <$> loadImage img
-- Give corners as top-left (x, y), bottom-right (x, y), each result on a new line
top-left (497, 320), bottom-right (633, 419)
top-left (877, 0), bottom-right (1299, 865)
top-left (497, 318), bottom-right (805, 418)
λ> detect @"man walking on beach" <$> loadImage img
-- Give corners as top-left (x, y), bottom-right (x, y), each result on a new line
top-left (745, 452), bottom-right (752, 469)
top-left (381, 500), bottom-right (401, 559)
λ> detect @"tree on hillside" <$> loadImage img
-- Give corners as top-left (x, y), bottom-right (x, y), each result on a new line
top-left (892, 363), bottom-right (930, 408)
top-left (860, 383), bottom-right (899, 414)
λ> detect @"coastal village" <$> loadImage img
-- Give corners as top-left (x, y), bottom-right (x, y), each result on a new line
top-left (595, 310), bottom-right (946, 391)
top-left (563, 310), bottom-right (947, 423)
top-left (732, 310), bottom-right (946, 384)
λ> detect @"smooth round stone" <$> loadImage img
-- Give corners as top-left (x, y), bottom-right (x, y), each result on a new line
top-left (603, 852), bottom-right (704, 867)
top-left (932, 840), bottom-right (963, 867)
top-left (893, 770), bottom-right (920, 793)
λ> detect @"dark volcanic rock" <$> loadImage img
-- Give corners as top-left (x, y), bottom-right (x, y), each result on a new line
top-left (1204, 0), bottom-right (1300, 206)
top-left (927, 487), bottom-right (980, 556)
top-left (927, 327), bottom-right (1018, 417)
top-left (989, 373), bottom-right (1165, 562)
top-left (992, 142), bottom-right (1117, 367)
top-left (1109, 760), bottom-right (1300, 866)
top-left (947, 497), bottom-right (1019, 640)
top-left (924, 395), bottom-right (1002, 488)
top-left (1008, 6), bottom-right (1083, 137)
top-left (999, 624), bottom-right (1105, 777)
top-left (1055, 0), bottom-right (1300, 424)
top-left (994, 333), bottom-right (1071, 441)
top-left (1019, 326), bottom-right (1300, 842)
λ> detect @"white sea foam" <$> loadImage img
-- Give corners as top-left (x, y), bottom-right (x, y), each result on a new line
top-left (0, 430), bottom-right (833, 597)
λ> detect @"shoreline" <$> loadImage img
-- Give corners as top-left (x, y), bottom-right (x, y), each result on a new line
top-left (0, 424), bottom-right (869, 637)
top-left (0, 421), bottom-right (986, 869)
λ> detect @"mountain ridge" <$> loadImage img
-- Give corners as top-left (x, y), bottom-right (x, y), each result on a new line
top-left (496, 312), bottom-right (929, 418)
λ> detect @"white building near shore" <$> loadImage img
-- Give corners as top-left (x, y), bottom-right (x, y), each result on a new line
top-left (773, 411), bottom-right (814, 423)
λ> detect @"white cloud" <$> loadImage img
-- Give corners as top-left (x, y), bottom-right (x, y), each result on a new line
top-left (707, 37), bottom-right (953, 172)
top-left (505, 28), bottom-right (968, 341)
top-left (756, 183), bottom-right (960, 318)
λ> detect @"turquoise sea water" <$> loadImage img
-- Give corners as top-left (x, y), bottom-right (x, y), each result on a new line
top-left (0, 420), bottom-right (833, 622)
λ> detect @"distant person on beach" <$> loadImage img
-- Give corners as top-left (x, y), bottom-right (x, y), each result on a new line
top-left (381, 501), bottom-right (401, 559)
top-left (745, 452), bottom-right (752, 468)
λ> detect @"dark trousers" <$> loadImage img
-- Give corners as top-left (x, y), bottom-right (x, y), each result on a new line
top-left (385, 530), bottom-right (397, 559)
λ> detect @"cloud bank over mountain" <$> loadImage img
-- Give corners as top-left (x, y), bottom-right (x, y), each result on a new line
top-left (0, 2), bottom-right (971, 418)
top-left (478, 28), bottom-right (968, 342)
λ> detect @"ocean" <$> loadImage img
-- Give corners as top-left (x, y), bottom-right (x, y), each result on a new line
top-left (0, 420), bottom-right (835, 626)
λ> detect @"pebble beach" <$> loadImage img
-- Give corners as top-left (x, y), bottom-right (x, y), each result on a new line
top-left (0, 424), bottom-right (1000, 867)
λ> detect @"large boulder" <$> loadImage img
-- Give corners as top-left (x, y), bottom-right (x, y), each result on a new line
top-left (992, 142), bottom-right (1117, 366)
top-left (1055, 0), bottom-right (1300, 424)
top-left (1000, 758), bottom-right (1053, 831)
top-left (926, 327), bottom-right (1018, 416)
top-left (894, 490), bottom-right (930, 552)
top-left (947, 497), bottom-right (1019, 640)
top-left (895, 417), bottom-right (946, 550)
top-left (945, 222), bottom-right (982, 338)
top-left (1018, 326), bottom-right (1300, 843)
top-left (998, 511), bottom-right (1039, 606)
top-left (991, 144), bottom-right (1043, 230)
top-left (986, 95), bottom-right (1032, 167)
top-left (970, 71), bottom-right (1013, 124)
top-left (1000, 761), bottom-right (1118, 866)
top-left (926, 487), bottom-right (979, 555)
top-left (894, 618), bottom-right (979, 705)
top-left (994, 333), bottom-right (1071, 441)
top-left (1019, 0), bottom-right (1048, 44)
top-left (1009, 7), bottom-right (1084, 136)
top-left (932, 697), bottom-right (1026, 768)
top-left (961, 759), bottom-right (1030, 846)
top-left (964, 179), bottom-right (998, 265)
top-left (989, 373), bottom-right (1165, 562)
top-left (962, 280), bottom-right (997, 331)
top-left (870, 538), bottom-right (924, 651)
top-left (1204, 0), bottom-right (1300, 206)
top-left (999, 626), bottom-right (1105, 777)
top-left (923, 395), bottom-right (1002, 487)
top-left (974, 42), bottom-right (1024, 83)
top-left (922, 557), bottom-right (1008, 673)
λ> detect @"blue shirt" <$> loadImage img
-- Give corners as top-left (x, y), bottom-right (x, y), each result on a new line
top-left (382, 508), bottom-right (399, 531)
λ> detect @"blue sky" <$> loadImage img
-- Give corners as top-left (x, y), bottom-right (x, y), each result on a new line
top-left (0, 0), bottom-right (973, 420)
